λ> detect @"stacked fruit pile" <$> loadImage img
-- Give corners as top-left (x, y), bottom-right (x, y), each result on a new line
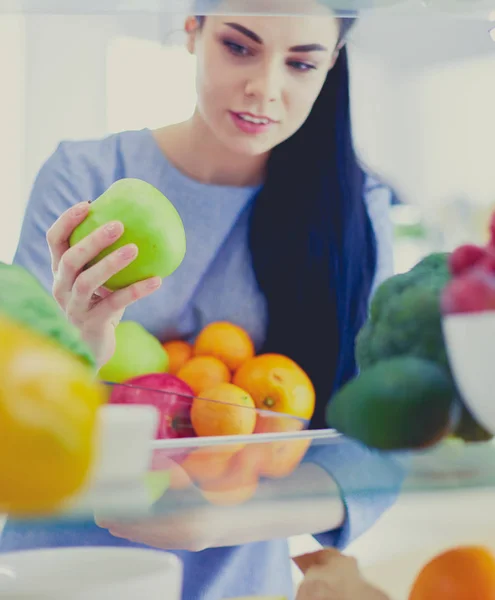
top-left (104, 320), bottom-right (316, 506)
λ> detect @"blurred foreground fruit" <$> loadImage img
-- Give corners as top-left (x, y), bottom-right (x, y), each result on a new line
top-left (0, 262), bottom-right (95, 368)
top-left (98, 321), bottom-right (168, 383)
top-left (409, 545), bottom-right (495, 600)
top-left (233, 354), bottom-right (315, 420)
top-left (327, 356), bottom-right (456, 450)
top-left (193, 321), bottom-right (255, 371)
top-left (177, 355), bottom-right (230, 396)
top-left (162, 340), bottom-right (193, 375)
top-left (69, 178), bottom-right (186, 290)
top-left (108, 372), bottom-right (195, 439)
top-left (0, 316), bottom-right (105, 515)
top-left (191, 382), bottom-right (256, 436)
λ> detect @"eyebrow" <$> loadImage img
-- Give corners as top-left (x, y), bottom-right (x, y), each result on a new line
top-left (223, 22), bottom-right (329, 53)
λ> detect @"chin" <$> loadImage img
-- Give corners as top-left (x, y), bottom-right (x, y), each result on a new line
top-left (223, 134), bottom-right (276, 158)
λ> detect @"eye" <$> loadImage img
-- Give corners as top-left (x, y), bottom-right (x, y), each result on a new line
top-left (288, 61), bottom-right (316, 72)
top-left (223, 40), bottom-right (252, 57)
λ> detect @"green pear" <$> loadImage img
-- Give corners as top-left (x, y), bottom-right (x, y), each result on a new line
top-left (98, 321), bottom-right (169, 383)
top-left (69, 178), bottom-right (186, 291)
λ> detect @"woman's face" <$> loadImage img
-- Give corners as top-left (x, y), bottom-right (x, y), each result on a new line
top-left (186, 11), bottom-right (340, 157)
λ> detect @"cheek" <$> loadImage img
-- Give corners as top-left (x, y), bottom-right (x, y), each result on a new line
top-left (195, 50), bottom-right (233, 118)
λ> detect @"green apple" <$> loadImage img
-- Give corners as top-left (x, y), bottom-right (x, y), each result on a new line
top-left (98, 321), bottom-right (169, 383)
top-left (144, 470), bottom-right (171, 503)
top-left (69, 178), bottom-right (186, 291)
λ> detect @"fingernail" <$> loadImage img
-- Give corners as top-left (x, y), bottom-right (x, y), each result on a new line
top-left (118, 244), bottom-right (137, 259)
top-left (105, 222), bottom-right (122, 237)
top-left (146, 277), bottom-right (162, 290)
top-left (73, 202), bottom-right (89, 217)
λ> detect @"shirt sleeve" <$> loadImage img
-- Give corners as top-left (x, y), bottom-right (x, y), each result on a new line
top-left (304, 439), bottom-right (405, 549)
top-left (304, 176), bottom-right (404, 549)
top-left (363, 174), bottom-right (395, 296)
top-left (13, 143), bottom-right (89, 292)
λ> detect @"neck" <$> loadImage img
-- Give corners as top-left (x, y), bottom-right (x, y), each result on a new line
top-left (153, 110), bottom-right (268, 188)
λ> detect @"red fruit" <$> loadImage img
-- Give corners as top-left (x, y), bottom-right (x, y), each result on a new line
top-left (449, 244), bottom-right (486, 276)
top-left (109, 373), bottom-right (196, 440)
top-left (478, 247), bottom-right (495, 275)
top-left (441, 269), bottom-right (495, 315)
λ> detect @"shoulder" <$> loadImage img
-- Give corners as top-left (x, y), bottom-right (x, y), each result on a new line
top-left (38, 129), bottom-right (151, 203)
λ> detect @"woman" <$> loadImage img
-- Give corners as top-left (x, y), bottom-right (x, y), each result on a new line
top-left (3, 6), bottom-right (403, 599)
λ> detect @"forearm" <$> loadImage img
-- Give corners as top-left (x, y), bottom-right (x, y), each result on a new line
top-left (206, 464), bottom-right (345, 548)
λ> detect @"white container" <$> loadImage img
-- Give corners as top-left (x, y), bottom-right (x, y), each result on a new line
top-left (0, 547), bottom-right (182, 600)
top-left (443, 311), bottom-right (495, 435)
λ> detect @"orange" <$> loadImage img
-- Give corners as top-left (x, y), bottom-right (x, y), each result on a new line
top-left (233, 353), bottom-right (315, 421)
top-left (199, 445), bottom-right (261, 506)
top-left (168, 462), bottom-right (193, 490)
top-left (259, 437), bottom-right (311, 479)
top-left (193, 321), bottom-right (255, 372)
top-left (409, 545), bottom-right (495, 600)
top-left (177, 356), bottom-right (231, 396)
top-left (254, 414), bottom-right (309, 478)
top-left (255, 413), bottom-right (306, 435)
top-left (162, 340), bottom-right (193, 375)
top-left (180, 445), bottom-right (244, 483)
top-left (190, 382), bottom-right (257, 437)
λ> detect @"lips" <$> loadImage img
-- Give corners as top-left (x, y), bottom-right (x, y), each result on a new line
top-left (229, 111), bottom-right (278, 135)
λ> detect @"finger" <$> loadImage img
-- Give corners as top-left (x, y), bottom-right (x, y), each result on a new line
top-left (47, 202), bottom-right (90, 274)
top-left (56, 220), bottom-right (124, 292)
top-left (293, 549), bottom-right (343, 574)
top-left (95, 286), bottom-right (112, 299)
top-left (89, 276), bottom-right (162, 321)
top-left (66, 244), bottom-right (138, 321)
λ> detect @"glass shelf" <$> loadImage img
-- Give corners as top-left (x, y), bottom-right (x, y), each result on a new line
top-left (1, 0), bottom-right (494, 17)
top-left (8, 409), bottom-right (495, 528)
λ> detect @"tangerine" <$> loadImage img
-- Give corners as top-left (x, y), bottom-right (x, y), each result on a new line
top-left (409, 545), bottom-right (495, 600)
top-left (193, 321), bottom-right (255, 372)
top-left (162, 340), bottom-right (193, 375)
top-left (180, 445), bottom-right (244, 483)
top-left (233, 353), bottom-right (315, 421)
top-left (177, 355), bottom-right (230, 396)
top-left (199, 445), bottom-right (261, 506)
top-left (190, 382), bottom-right (257, 437)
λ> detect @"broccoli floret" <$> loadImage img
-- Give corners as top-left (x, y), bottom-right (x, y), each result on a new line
top-left (356, 253), bottom-right (451, 371)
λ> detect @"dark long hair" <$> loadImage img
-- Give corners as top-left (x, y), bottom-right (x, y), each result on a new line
top-left (249, 20), bottom-right (377, 429)
top-left (197, 16), bottom-right (378, 429)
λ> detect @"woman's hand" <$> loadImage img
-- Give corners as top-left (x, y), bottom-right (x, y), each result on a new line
top-left (294, 549), bottom-right (390, 600)
top-left (47, 201), bottom-right (162, 368)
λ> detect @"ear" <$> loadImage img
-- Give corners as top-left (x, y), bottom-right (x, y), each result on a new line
top-left (185, 16), bottom-right (200, 54)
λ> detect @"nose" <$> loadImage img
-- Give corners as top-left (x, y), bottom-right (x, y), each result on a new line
top-left (244, 58), bottom-right (282, 105)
